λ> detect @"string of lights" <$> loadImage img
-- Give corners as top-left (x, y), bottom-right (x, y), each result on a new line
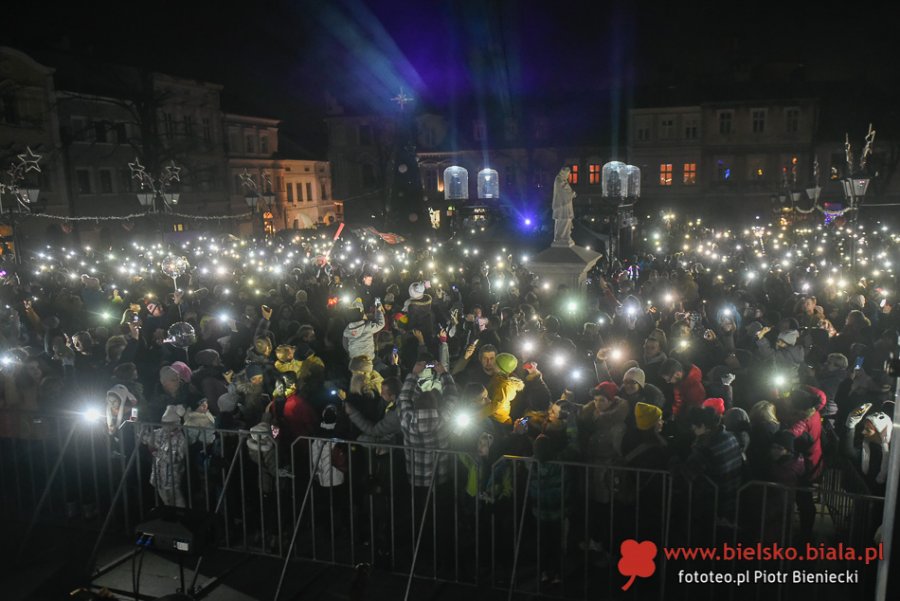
top-left (17, 210), bottom-right (254, 222)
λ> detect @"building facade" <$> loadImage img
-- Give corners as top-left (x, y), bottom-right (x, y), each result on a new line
top-left (0, 47), bottom-right (339, 247)
top-left (627, 99), bottom-right (819, 214)
top-left (0, 47), bottom-right (69, 247)
top-left (226, 113), bottom-right (339, 235)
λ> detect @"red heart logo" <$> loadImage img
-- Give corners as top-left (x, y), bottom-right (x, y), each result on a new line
top-left (618, 538), bottom-right (657, 591)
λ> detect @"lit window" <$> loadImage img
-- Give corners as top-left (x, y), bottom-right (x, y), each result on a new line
top-left (589, 164), bottom-right (601, 184)
top-left (173, 223), bottom-right (184, 232)
top-left (683, 163), bottom-right (697, 185)
top-left (751, 109), bottom-right (766, 133)
top-left (756, 168), bottom-right (764, 179)
top-left (659, 163), bottom-right (673, 186)
top-left (568, 165), bottom-right (579, 185)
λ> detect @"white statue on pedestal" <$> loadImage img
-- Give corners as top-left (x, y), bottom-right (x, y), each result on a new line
top-left (552, 166), bottom-right (576, 246)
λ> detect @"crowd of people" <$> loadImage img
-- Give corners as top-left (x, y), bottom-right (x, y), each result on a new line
top-left (0, 214), bottom-right (895, 583)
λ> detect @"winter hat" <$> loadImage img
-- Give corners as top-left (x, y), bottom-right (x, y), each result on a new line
top-left (862, 412), bottom-right (893, 484)
top-left (745, 321), bottom-right (764, 337)
top-left (161, 404), bottom-right (184, 424)
top-left (349, 355), bottom-right (374, 372)
top-left (195, 349), bottom-right (221, 367)
top-left (409, 281), bottom-right (426, 301)
top-left (778, 330), bottom-right (799, 346)
top-left (634, 402), bottom-right (663, 431)
top-left (107, 384), bottom-right (137, 406)
top-left (218, 392), bottom-right (238, 413)
top-left (771, 429), bottom-right (796, 453)
top-left (159, 365), bottom-right (180, 384)
top-left (295, 290), bottom-right (308, 304)
top-left (170, 361), bottom-right (192, 383)
top-left (723, 407), bottom-right (750, 432)
top-left (702, 398), bottom-right (726, 416)
top-left (247, 423), bottom-right (274, 454)
top-left (593, 381), bottom-right (620, 401)
top-left (246, 364), bottom-right (264, 380)
top-left (383, 293), bottom-right (395, 304)
top-left (623, 367), bottom-right (646, 389)
top-left (495, 353), bottom-right (518, 375)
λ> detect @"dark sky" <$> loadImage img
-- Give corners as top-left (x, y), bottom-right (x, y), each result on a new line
top-left (3, 0), bottom-right (900, 153)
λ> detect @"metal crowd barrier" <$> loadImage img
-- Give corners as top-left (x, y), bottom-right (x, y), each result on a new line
top-left (0, 410), bottom-right (888, 601)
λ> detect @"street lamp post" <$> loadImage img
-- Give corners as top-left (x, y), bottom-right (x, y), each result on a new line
top-left (129, 157), bottom-right (181, 240)
top-left (0, 147), bottom-right (43, 264)
top-left (841, 176), bottom-right (869, 270)
top-left (240, 170), bottom-right (275, 239)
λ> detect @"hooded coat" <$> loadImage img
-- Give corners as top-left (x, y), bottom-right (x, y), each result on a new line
top-left (342, 310), bottom-right (386, 360)
top-left (671, 364), bottom-right (706, 418)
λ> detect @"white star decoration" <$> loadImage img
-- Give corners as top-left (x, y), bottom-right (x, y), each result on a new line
top-left (391, 89), bottom-right (413, 111)
top-left (17, 147), bottom-right (42, 173)
top-left (128, 157), bottom-right (147, 182)
top-left (238, 169), bottom-right (257, 191)
top-left (164, 160), bottom-right (182, 183)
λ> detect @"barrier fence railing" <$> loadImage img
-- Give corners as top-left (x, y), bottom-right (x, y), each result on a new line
top-left (0, 410), bottom-right (888, 599)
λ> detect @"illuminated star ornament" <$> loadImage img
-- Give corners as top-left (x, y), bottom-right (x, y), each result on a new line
top-left (17, 147), bottom-right (42, 173)
top-left (238, 169), bottom-right (257, 191)
top-left (391, 89), bottom-right (413, 111)
top-left (164, 160), bottom-right (182, 183)
top-left (128, 157), bottom-right (147, 182)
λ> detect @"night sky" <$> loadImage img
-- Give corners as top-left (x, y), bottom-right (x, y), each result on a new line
top-left (3, 0), bottom-right (900, 153)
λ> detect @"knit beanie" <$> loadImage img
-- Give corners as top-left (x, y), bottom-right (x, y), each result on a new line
top-left (647, 328), bottom-right (668, 350)
top-left (349, 355), bottom-right (374, 373)
top-left (778, 329), bottom-right (799, 346)
top-left (295, 290), bottom-right (308, 304)
top-left (170, 361), bottom-right (192, 383)
top-left (409, 281), bottom-right (426, 301)
top-left (495, 353), bottom-right (518, 375)
top-left (623, 367), bottom-right (646, 389)
top-left (195, 349), bottom-right (221, 367)
top-left (383, 293), bottom-right (396, 304)
top-left (159, 365), bottom-right (180, 384)
top-left (593, 381), bottom-right (619, 401)
top-left (702, 397), bottom-right (726, 416)
top-left (246, 364), bottom-right (264, 380)
top-left (634, 402), bottom-right (663, 431)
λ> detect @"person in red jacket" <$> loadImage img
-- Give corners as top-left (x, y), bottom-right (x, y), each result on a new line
top-left (660, 359), bottom-right (706, 418)
top-left (777, 385), bottom-right (827, 539)
top-left (282, 390), bottom-right (319, 442)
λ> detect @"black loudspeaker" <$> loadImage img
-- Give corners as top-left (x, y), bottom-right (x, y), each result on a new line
top-left (134, 506), bottom-right (217, 557)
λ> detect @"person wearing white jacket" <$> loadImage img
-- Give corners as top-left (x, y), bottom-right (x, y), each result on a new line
top-left (342, 302), bottom-right (385, 364)
top-left (313, 405), bottom-right (346, 487)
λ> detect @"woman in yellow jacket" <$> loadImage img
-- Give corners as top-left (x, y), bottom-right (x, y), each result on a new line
top-left (483, 352), bottom-right (524, 425)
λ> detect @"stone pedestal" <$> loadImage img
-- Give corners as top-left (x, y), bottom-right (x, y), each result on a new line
top-left (528, 243), bottom-right (602, 292)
